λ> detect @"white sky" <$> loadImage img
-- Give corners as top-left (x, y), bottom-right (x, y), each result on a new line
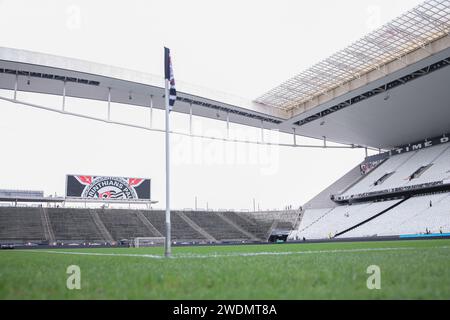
top-left (0, 0), bottom-right (423, 210)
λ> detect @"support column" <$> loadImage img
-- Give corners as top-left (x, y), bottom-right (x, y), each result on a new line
top-left (13, 72), bottom-right (18, 100)
top-left (164, 79), bottom-right (171, 257)
top-left (260, 120), bottom-right (264, 143)
top-left (293, 128), bottom-right (297, 146)
top-left (149, 95), bottom-right (153, 128)
top-left (226, 112), bottom-right (230, 139)
top-left (189, 103), bottom-right (193, 135)
top-left (107, 87), bottom-right (111, 121)
top-left (62, 81), bottom-right (66, 111)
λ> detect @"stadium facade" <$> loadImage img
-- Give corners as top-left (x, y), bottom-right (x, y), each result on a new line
top-left (0, 0), bottom-right (449, 245)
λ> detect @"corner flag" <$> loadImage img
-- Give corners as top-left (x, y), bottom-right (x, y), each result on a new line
top-left (164, 47), bottom-right (177, 108)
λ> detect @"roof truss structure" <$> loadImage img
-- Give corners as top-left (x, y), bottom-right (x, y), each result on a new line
top-left (255, 0), bottom-right (450, 111)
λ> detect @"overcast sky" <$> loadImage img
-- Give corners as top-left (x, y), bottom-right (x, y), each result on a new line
top-left (0, 0), bottom-right (423, 210)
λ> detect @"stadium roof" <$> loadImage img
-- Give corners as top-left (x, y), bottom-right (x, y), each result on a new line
top-left (0, 0), bottom-right (449, 150)
top-left (255, 0), bottom-right (450, 113)
top-left (0, 47), bottom-right (288, 134)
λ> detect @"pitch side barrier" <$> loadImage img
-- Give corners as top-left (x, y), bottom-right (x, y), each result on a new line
top-left (5, 233), bottom-right (450, 250)
top-left (288, 234), bottom-right (450, 244)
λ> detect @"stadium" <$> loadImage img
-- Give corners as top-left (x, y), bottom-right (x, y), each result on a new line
top-left (1, 0), bottom-right (450, 302)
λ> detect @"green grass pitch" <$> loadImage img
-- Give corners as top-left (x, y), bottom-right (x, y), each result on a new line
top-left (0, 239), bottom-right (449, 299)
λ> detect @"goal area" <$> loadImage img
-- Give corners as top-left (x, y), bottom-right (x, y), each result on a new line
top-left (133, 237), bottom-right (165, 248)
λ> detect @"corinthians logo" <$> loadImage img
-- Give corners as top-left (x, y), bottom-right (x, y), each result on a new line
top-left (75, 176), bottom-right (144, 200)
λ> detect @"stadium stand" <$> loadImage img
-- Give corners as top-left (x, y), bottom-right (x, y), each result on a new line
top-left (142, 210), bottom-right (208, 242)
top-left (184, 211), bottom-right (249, 241)
top-left (1, 0), bottom-right (449, 247)
top-left (289, 139), bottom-right (450, 240)
top-left (89, 209), bottom-right (114, 242)
top-left (136, 210), bottom-right (163, 237)
top-left (40, 207), bottom-right (55, 242)
top-left (238, 210), bottom-right (299, 240)
top-left (244, 210), bottom-right (299, 226)
top-left (47, 208), bottom-right (103, 241)
top-left (0, 207), bottom-right (45, 242)
top-left (221, 212), bottom-right (273, 241)
top-left (0, 207), bottom-right (281, 244)
top-left (405, 146), bottom-right (450, 185)
top-left (274, 220), bottom-right (296, 230)
top-left (342, 192), bottom-right (450, 237)
top-left (97, 209), bottom-right (156, 240)
top-left (341, 143), bottom-right (450, 197)
top-left (291, 200), bottom-right (400, 239)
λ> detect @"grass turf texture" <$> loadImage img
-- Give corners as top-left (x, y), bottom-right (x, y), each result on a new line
top-left (0, 239), bottom-right (449, 299)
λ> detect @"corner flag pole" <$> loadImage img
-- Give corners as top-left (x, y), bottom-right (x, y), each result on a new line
top-left (164, 47), bottom-right (176, 257)
top-left (164, 76), bottom-right (171, 257)
top-left (164, 48), bottom-right (172, 258)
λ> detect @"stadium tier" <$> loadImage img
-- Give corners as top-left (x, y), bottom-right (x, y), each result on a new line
top-left (341, 142), bottom-right (450, 198)
top-left (290, 138), bottom-right (450, 240)
top-left (0, 208), bottom-right (289, 244)
top-left (340, 192), bottom-right (450, 237)
top-left (292, 200), bottom-right (400, 240)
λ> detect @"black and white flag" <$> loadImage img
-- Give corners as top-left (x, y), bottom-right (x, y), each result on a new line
top-left (164, 47), bottom-right (177, 109)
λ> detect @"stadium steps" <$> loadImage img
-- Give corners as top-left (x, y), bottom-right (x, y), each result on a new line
top-left (136, 210), bottom-right (163, 237)
top-left (184, 211), bottom-right (251, 241)
top-left (229, 212), bottom-right (273, 240)
top-left (342, 150), bottom-right (417, 197)
top-left (48, 208), bottom-right (105, 241)
top-left (235, 213), bottom-right (257, 226)
top-left (143, 211), bottom-right (207, 242)
top-left (216, 213), bottom-right (259, 241)
top-left (40, 207), bottom-right (55, 242)
top-left (244, 210), bottom-right (297, 240)
top-left (292, 209), bottom-right (305, 230)
top-left (97, 210), bottom-right (155, 241)
top-left (89, 209), bottom-right (114, 242)
top-left (177, 212), bottom-right (217, 242)
top-left (334, 197), bottom-right (409, 237)
top-left (265, 220), bottom-right (279, 240)
top-left (339, 160), bottom-right (388, 195)
top-left (275, 220), bottom-right (295, 229)
top-left (429, 143), bottom-right (450, 165)
top-left (288, 210), bottom-right (304, 240)
top-left (296, 207), bottom-right (334, 234)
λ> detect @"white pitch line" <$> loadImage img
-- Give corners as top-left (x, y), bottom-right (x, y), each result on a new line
top-left (19, 245), bottom-right (450, 260)
top-left (23, 250), bottom-right (165, 259)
